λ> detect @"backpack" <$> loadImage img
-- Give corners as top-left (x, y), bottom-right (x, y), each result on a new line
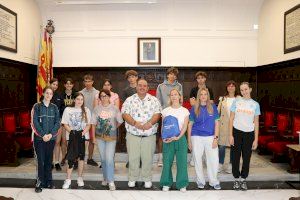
top-left (161, 115), bottom-right (180, 139)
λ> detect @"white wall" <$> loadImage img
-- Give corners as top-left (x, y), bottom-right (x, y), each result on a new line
top-left (37, 0), bottom-right (263, 67)
top-left (0, 0), bottom-right (42, 65)
top-left (258, 0), bottom-right (300, 65)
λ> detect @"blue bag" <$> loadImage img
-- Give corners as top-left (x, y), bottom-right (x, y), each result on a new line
top-left (162, 115), bottom-right (180, 139)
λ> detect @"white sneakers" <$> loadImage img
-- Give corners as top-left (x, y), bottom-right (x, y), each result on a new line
top-left (62, 179), bottom-right (71, 189)
top-left (162, 186), bottom-right (187, 192)
top-left (128, 181), bottom-right (152, 188)
top-left (162, 186), bottom-right (170, 192)
top-left (128, 181), bottom-right (136, 188)
top-left (62, 177), bottom-right (84, 189)
top-left (77, 177), bottom-right (84, 187)
top-left (197, 182), bottom-right (205, 189)
top-left (102, 180), bottom-right (116, 190)
top-left (102, 180), bottom-right (108, 186)
top-left (144, 181), bottom-right (152, 188)
top-left (109, 182), bottom-right (116, 191)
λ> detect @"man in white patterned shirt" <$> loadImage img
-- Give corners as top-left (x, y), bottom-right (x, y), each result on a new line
top-left (121, 78), bottom-right (161, 189)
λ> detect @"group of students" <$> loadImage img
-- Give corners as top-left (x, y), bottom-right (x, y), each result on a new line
top-left (31, 68), bottom-right (260, 193)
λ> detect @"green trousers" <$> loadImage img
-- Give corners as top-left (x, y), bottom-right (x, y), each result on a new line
top-left (159, 136), bottom-right (189, 189)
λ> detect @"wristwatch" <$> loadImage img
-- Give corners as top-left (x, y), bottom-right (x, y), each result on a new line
top-left (213, 136), bottom-right (219, 140)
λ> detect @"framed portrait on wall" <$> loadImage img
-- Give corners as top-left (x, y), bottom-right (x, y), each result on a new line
top-left (0, 4), bottom-right (17, 53)
top-left (284, 4), bottom-right (300, 54)
top-left (138, 37), bottom-right (161, 65)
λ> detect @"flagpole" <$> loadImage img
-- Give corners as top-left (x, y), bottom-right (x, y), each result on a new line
top-left (46, 20), bottom-right (55, 83)
top-left (36, 20), bottom-right (55, 102)
top-left (36, 25), bottom-right (43, 103)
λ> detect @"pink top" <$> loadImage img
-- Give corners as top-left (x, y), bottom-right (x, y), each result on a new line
top-left (95, 91), bottom-right (119, 106)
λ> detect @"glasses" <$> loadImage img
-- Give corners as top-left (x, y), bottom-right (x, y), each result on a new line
top-left (100, 95), bottom-right (108, 98)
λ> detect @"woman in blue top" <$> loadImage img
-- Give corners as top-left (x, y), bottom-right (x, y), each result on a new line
top-left (229, 82), bottom-right (260, 191)
top-left (32, 86), bottom-right (60, 193)
top-left (187, 88), bottom-right (221, 190)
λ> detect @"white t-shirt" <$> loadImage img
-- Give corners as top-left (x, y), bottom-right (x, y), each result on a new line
top-left (61, 107), bottom-right (91, 140)
top-left (161, 106), bottom-right (190, 130)
top-left (230, 97), bottom-right (260, 132)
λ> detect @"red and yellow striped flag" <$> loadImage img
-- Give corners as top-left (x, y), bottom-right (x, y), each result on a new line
top-left (36, 29), bottom-right (53, 101)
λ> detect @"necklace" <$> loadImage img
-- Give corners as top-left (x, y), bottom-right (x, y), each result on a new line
top-left (64, 93), bottom-right (74, 106)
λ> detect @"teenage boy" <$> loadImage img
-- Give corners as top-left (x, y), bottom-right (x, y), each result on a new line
top-left (122, 70), bottom-right (138, 102)
top-left (80, 74), bottom-right (99, 167)
top-left (122, 70), bottom-right (138, 168)
top-left (189, 71), bottom-right (214, 106)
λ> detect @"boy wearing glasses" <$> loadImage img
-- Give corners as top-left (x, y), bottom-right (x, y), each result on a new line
top-left (80, 74), bottom-right (99, 167)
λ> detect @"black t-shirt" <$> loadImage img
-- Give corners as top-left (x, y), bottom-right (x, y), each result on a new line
top-left (51, 91), bottom-right (64, 117)
top-left (122, 86), bottom-right (136, 102)
top-left (189, 86), bottom-right (214, 100)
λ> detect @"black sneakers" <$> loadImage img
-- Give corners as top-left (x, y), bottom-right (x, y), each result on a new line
top-left (46, 184), bottom-right (55, 189)
top-left (35, 187), bottom-right (42, 193)
top-left (87, 159), bottom-right (98, 166)
top-left (233, 180), bottom-right (240, 190)
top-left (240, 180), bottom-right (248, 191)
top-left (233, 180), bottom-right (248, 191)
top-left (55, 163), bottom-right (62, 171)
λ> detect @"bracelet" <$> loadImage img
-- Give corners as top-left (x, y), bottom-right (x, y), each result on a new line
top-left (213, 136), bottom-right (219, 140)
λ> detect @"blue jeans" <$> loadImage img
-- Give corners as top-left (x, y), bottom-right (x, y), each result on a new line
top-left (97, 139), bottom-right (116, 182)
top-left (218, 145), bottom-right (232, 165)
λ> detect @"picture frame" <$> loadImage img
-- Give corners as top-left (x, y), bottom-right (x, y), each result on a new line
top-left (138, 37), bottom-right (161, 65)
top-left (0, 4), bottom-right (17, 53)
top-left (284, 4), bottom-right (300, 54)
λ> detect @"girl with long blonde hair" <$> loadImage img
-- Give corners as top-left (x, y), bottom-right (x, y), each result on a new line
top-left (160, 88), bottom-right (189, 192)
top-left (187, 88), bottom-right (221, 190)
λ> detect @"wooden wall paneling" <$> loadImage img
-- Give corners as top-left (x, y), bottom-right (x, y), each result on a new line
top-left (257, 58), bottom-right (300, 111)
top-left (54, 67), bottom-right (257, 104)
